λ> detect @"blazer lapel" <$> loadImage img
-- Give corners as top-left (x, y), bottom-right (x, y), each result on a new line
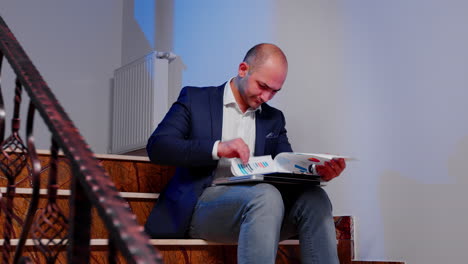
top-left (210, 84), bottom-right (225, 140)
top-left (255, 110), bottom-right (267, 156)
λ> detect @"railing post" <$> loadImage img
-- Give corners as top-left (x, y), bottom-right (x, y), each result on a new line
top-left (108, 238), bottom-right (117, 264)
top-left (67, 175), bottom-right (92, 263)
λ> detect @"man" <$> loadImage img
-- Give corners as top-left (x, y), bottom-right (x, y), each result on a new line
top-left (145, 43), bottom-right (346, 264)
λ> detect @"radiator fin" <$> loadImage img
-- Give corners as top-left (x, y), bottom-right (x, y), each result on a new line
top-left (111, 52), bottom-right (169, 154)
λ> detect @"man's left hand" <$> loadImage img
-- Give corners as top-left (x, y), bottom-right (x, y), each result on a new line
top-left (316, 158), bottom-right (346, 182)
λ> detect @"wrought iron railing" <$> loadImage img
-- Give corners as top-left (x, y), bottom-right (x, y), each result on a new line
top-left (0, 16), bottom-right (163, 263)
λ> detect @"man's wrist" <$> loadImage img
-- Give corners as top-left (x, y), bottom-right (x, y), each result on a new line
top-left (212, 140), bottom-right (220, 160)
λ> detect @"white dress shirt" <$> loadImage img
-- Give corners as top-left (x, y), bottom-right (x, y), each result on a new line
top-left (212, 78), bottom-right (261, 179)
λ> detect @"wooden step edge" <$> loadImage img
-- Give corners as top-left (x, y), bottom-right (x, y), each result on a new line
top-left (36, 149), bottom-right (150, 162)
top-left (0, 239), bottom-right (300, 247)
top-left (150, 239), bottom-right (300, 246)
top-left (352, 261), bottom-right (405, 264)
top-left (0, 187), bottom-right (159, 199)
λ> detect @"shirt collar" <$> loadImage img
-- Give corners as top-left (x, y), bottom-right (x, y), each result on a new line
top-left (224, 78), bottom-right (262, 113)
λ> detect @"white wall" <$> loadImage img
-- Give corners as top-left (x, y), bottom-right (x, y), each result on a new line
top-left (336, 1), bottom-right (468, 262)
top-left (279, 0), bottom-right (468, 263)
top-left (1, 0), bottom-right (123, 153)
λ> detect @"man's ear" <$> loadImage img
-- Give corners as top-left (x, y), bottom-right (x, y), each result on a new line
top-left (238, 62), bottom-right (249, 77)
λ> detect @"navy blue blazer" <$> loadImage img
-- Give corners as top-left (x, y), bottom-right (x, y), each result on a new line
top-left (145, 83), bottom-right (292, 238)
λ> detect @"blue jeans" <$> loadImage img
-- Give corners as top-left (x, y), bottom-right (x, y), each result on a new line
top-left (189, 183), bottom-right (339, 264)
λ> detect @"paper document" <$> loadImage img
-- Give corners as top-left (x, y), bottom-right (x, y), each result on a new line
top-left (231, 152), bottom-right (354, 177)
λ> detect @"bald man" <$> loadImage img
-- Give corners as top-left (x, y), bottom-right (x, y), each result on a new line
top-left (145, 43), bottom-right (346, 264)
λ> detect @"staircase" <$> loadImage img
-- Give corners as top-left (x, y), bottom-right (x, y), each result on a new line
top-left (101, 154), bottom-right (405, 264)
top-left (1, 152), bottom-right (404, 263)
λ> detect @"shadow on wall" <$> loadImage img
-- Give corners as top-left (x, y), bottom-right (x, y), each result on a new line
top-left (109, 0), bottom-right (159, 154)
top-left (379, 135), bottom-right (468, 263)
top-left (108, 0), bottom-right (185, 155)
top-left (121, 0), bottom-right (154, 65)
top-left (168, 56), bottom-right (185, 104)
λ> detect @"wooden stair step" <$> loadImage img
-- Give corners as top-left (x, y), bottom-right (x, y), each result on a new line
top-left (0, 238), bottom-right (299, 247)
top-left (352, 262), bottom-right (405, 264)
top-left (0, 153), bottom-right (406, 263)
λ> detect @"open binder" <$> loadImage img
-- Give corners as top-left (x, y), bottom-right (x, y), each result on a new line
top-left (213, 152), bottom-right (354, 185)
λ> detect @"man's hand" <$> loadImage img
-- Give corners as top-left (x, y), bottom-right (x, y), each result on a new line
top-left (316, 158), bottom-right (346, 182)
top-left (217, 138), bottom-right (250, 164)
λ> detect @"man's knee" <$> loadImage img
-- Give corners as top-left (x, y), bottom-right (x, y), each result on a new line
top-left (298, 186), bottom-right (333, 216)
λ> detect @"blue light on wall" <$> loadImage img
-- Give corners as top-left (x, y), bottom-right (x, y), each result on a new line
top-left (134, 0), bottom-right (155, 48)
top-left (174, 0), bottom-right (275, 87)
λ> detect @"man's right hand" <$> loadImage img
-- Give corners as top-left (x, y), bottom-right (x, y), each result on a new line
top-left (217, 138), bottom-right (250, 164)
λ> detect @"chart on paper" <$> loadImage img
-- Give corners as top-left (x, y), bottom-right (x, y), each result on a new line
top-left (231, 156), bottom-right (276, 176)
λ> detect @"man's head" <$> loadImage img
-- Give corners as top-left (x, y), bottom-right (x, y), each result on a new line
top-left (232, 43), bottom-right (288, 112)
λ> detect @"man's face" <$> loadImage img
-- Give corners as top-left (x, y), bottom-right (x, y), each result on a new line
top-left (237, 57), bottom-right (287, 110)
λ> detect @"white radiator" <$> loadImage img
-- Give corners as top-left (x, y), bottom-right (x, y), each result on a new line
top-left (110, 51), bottom-right (177, 154)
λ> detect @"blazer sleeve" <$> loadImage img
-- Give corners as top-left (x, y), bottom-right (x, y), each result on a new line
top-left (146, 87), bottom-right (218, 167)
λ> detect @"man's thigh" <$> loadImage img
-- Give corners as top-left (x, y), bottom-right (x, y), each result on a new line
top-left (189, 183), bottom-right (284, 242)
